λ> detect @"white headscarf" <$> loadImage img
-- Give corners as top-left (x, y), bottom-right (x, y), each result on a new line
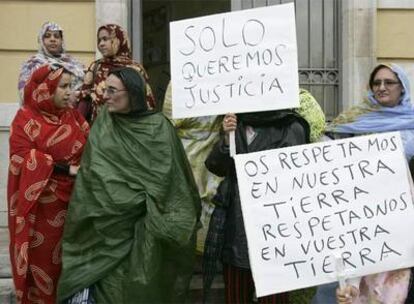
top-left (18, 22), bottom-right (85, 102)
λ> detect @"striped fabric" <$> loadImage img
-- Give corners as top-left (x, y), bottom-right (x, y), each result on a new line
top-left (203, 206), bottom-right (227, 302)
top-left (223, 264), bottom-right (289, 304)
top-left (66, 288), bottom-right (95, 304)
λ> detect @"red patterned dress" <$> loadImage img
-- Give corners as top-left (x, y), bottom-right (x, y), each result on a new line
top-left (7, 65), bottom-right (89, 304)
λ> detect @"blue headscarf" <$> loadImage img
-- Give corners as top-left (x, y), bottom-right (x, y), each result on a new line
top-left (329, 63), bottom-right (414, 160)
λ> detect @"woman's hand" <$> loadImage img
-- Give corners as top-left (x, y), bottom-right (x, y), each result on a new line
top-left (223, 113), bottom-right (237, 145)
top-left (69, 165), bottom-right (80, 176)
top-left (336, 285), bottom-right (358, 304)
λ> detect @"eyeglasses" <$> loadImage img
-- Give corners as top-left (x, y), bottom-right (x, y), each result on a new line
top-left (103, 87), bottom-right (127, 96)
top-left (372, 79), bottom-right (401, 89)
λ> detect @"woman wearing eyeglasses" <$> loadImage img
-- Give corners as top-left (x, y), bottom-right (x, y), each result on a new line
top-left (310, 63), bottom-right (414, 304)
top-left (58, 67), bottom-right (200, 304)
top-left (77, 24), bottom-right (155, 124)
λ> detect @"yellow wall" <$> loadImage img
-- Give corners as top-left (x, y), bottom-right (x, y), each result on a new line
top-left (377, 9), bottom-right (414, 60)
top-left (0, 0), bottom-right (96, 103)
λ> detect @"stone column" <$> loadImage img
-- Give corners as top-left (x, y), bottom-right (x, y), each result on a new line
top-left (131, 0), bottom-right (143, 62)
top-left (341, 0), bottom-right (377, 110)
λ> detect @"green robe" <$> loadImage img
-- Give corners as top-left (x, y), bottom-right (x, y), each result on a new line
top-left (163, 82), bottom-right (223, 253)
top-left (58, 107), bottom-right (201, 303)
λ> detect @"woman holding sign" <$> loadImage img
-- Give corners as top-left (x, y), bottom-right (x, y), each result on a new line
top-left (313, 63), bottom-right (414, 304)
top-left (205, 106), bottom-right (311, 303)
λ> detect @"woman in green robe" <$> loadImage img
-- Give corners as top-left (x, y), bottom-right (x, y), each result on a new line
top-left (58, 67), bottom-right (201, 303)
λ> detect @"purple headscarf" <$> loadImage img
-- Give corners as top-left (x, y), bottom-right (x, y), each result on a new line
top-left (17, 22), bottom-right (85, 103)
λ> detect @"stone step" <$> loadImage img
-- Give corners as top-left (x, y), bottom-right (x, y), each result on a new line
top-left (0, 254), bottom-right (11, 278)
top-left (0, 228), bottom-right (11, 279)
top-left (0, 278), bottom-right (15, 304)
top-left (0, 228), bottom-right (15, 304)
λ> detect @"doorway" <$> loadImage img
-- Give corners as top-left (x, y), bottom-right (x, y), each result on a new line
top-left (141, 0), bottom-right (231, 107)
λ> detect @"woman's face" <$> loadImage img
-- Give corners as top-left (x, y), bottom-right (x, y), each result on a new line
top-left (371, 67), bottom-right (403, 107)
top-left (43, 30), bottom-right (63, 56)
top-left (98, 29), bottom-right (114, 58)
top-left (104, 74), bottom-right (130, 113)
top-left (53, 73), bottom-right (72, 109)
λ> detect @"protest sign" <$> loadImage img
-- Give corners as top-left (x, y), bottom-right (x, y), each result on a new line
top-left (170, 3), bottom-right (299, 119)
top-left (234, 132), bottom-right (414, 297)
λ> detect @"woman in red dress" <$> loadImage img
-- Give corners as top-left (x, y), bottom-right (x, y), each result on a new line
top-left (7, 64), bottom-right (89, 304)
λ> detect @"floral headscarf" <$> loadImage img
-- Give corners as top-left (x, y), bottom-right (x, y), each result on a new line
top-left (78, 24), bottom-right (155, 123)
top-left (37, 22), bottom-right (65, 56)
top-left (18, 22), bottom-right (85, 102)
top-left (23, 64), bottom-right (69, 119)
top-left (98, 24), bottom-right (132, 58)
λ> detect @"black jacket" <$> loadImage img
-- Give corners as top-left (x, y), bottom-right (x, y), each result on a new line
top-left (205, 110), bottom-right (310, 268)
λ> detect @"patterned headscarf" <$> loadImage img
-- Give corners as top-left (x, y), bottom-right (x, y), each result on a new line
top-left (328, 63), bottom-right (414, 159)
top-left (37, 21), bottom-right (65, 56)
top-left (18, 22), bottom-right (85, 102)
top-left (24, 64), bottom-right (68, 119)
top-left (78, 24), bottom-right (155, 123)
top-left (97, 24), bottom-right (132, 59)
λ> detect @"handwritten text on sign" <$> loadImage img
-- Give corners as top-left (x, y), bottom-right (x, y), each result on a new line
top-left (234, 132), bottom-right (414, 297)
top-left (170, 3), bottom-right (299, 118)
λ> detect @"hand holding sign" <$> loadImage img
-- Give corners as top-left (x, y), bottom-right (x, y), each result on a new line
top-left (222, 113), bottom-right (237, 156)
top-left (223, 113), bottom-right (237, 145)
top-left (336, 285), bottom-right (359, 304)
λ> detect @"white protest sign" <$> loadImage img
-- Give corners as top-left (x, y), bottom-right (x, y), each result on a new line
top-left (170, 3), bottom-right (299, 119)
top-left (234, 132), bottom-right (414, 297)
